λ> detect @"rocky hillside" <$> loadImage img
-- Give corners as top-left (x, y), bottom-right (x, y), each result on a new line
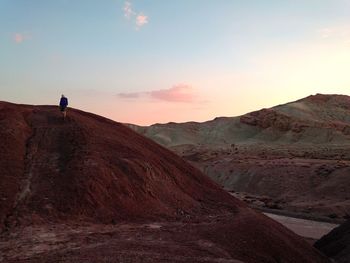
top-left (130, 94), bottom-right (350, 146)
top-left (128, 94), bottom-right (350, 220)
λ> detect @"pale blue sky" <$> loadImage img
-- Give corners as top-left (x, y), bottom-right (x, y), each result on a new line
top-left (1, 0), bottom-right (350, 124)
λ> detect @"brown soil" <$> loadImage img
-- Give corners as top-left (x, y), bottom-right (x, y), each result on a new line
top-left (0, 211), bottom-right (328, 263)
top-left (0, 101), bottom-right (329, 262)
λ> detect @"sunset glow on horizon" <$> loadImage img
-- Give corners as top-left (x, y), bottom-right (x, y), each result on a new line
top-left (1, 1), bottom-right (350, 125)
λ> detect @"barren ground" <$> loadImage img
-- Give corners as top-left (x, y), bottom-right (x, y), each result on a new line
top-left (0, 102), bottom-right (329, 263)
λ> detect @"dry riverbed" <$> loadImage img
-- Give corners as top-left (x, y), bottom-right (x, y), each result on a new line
top-left (263, 212), bottom-right (339, 243)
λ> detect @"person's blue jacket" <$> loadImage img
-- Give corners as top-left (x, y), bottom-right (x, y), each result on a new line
top-left (60, 97), bottom-right (68, 107)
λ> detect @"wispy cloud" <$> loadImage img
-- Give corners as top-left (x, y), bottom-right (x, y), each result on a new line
top-left (122, 1), bottom-right (148, 29)
top-left (14, 33), bottom-right (24, 43)
top-left (118, 92), bottom-right (140, 99)
top-left (117, 84), bottom-right (198, 103)
top-left (13, 33), bottom-right (31, 44)
top-left (150, 85), bottom-right (196, 102)
top-left (319, 28), bottom-right (333, 39)
top-left (123, 1), bottom-right (135, 19)
top-left (318, 25), bottom-right (350, 44)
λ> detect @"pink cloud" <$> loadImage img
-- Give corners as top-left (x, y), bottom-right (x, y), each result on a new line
top-left (150, 85), bottom-right (195, 102)
top-left (117, 84), bottom-right (197, 103)
top-left (122, 1), bottom-right (148, 29)
top-left (14, 33), bottom-right (25, 43)
top-left (136, 14), bottom-right (148, 28)
top-left (123, 1), bottom-right (135, 19)
top-left (13, 32), bottom-right (31, 44)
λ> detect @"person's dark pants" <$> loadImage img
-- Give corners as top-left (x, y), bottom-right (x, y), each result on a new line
top-left (60, 105), bottom-right (67, 119)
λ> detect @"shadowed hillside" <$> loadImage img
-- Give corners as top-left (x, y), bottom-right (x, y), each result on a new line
top-left (0, 101), bottom-right (243, 228)
top-left (315, 220), bottom-right (350, 263)
top-left (0, 101), bottom-right (329, 263)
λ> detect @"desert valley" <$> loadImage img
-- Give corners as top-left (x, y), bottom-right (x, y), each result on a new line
top-left (0, 100), bottom-right (338, 263)
top-left (0, 95), bottom-right (349, 262)
top-left (130, 94), bottom-right (350, 222)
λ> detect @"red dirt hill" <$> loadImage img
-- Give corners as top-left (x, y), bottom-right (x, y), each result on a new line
top-left (0, 102), bottom-right (329, 263)
top-left (0, 101), bottom-right (243, 227)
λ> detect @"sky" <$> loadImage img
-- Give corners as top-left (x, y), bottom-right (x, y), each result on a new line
top-left (1, 0), bottom-right (350, 125)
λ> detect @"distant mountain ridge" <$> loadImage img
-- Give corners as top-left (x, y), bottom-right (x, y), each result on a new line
top-left (128, 94), bottom-right (350, 220)
top-left (129, 94), bottom-right (350, 147)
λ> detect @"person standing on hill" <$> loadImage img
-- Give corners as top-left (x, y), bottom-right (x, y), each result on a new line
top-left (59, 94), bottom-right (68, 120)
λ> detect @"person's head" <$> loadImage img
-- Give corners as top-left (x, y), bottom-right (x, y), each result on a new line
top-left (61, 94), bottom-right (65, 98)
